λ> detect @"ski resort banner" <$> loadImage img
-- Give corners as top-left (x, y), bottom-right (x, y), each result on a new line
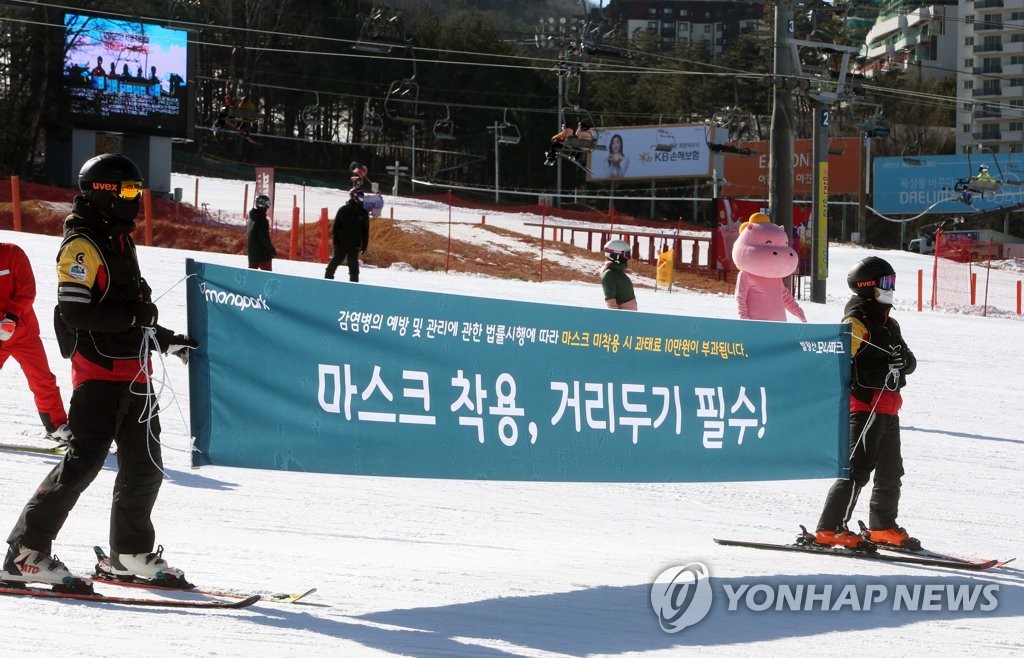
top-left (872, 154), bottom-right (1024, 214)
top-left (586, 124), bottom-right (712, 182)
top-left (185, 260), bottom-right (850, 482)
top-left (722, 137), bottom-right (861, 197)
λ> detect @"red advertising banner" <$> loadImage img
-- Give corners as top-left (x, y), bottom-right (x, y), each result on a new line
top-left (721, 137), bottom-right (861, 197)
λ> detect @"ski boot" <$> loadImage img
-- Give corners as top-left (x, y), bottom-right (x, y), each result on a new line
top-left (96, 545), bottom-right (187, 586)
top-left (858, 521), bottom-right (922, 551)
top-left (2, 544), bottom-right (93, 593)
top-left (799, 525), bottom-right (877, 552)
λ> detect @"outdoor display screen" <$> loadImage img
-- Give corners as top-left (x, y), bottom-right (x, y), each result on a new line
top-left (61, 12), bottom-right (191, 137)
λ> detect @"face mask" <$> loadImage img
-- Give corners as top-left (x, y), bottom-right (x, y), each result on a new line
top-left (108, 196), bottom-right (140, 225)
top-left (875, 288), bottom-right (894, 305)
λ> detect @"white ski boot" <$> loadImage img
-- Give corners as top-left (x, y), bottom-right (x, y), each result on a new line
top-left (2, 544), bottom-right (90, 589)
top-left (99, 545), bottom-right (185, 582)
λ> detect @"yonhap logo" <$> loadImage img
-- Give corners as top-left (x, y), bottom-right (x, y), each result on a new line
top-left (199, 282), bottom-right (270, 312)
top-left (650, 562), bottom-right (714, 632)
top-left (649, 563), bottom-right (1002, 632)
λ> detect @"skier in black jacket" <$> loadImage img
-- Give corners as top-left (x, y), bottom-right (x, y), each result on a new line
top-left (246, 194), bottom-right (276, 270)
top-left (814, 256), bottom-right (918, 551)
top-left (325, 190), bottom-right (369, 282)
top-left (3, 153), bottom-right (198, 588)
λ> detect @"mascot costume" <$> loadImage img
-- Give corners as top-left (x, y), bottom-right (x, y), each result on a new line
top-left (732, 213), bottom-right (807, 322)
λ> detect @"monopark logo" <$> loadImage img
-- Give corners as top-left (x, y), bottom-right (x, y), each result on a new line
top-left (650, 563), bottom-right (714, 632)
top-left (199, 282), bottom-right (270, 312)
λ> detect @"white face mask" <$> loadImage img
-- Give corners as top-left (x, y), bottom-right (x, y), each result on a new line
top-left (875, 288), bottom-right (894, 305)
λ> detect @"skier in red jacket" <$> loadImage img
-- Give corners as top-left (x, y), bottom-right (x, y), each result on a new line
top-left (0, 242), bottom-right (71, 444)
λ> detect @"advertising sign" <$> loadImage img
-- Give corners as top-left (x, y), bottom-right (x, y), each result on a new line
top-left (722, 137), bottom-right (861, 197)
top-left (871, 155), bottom-right (1024, 214)
top-left (586, 124), bottom-right (712, 182)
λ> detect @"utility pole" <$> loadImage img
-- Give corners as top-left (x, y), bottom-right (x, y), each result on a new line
top-left (492, 121), bottom-right (501, 203)
top-left (556, 68), bottom-right (565, 209)
top-left (769, 1), bottom-right (795, 240)
top-left (811, 103), bottom-right (830, 303)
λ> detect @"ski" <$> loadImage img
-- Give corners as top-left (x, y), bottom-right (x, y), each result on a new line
top-left (93, 546), bottom-right (316, 604)
top-left (714, 536), bottom-right (1001, 570)
top-left (855, 521), bottom-right (1015, 567)
top-left (0, 442), bottom-right (66, 455)
top-left (0, 582), bottom-right (260, 609)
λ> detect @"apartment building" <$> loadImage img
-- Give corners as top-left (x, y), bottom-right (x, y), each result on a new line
top-left (607, 1), bottom-right (767, 58)
top-left (956, 0), bottom-right (1024, 154)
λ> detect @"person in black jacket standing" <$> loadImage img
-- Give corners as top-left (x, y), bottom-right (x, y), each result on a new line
top-left (3, 153), bottom-right (198, 589)
top-left (813, 256), bottom-right (918, 551)
top-left (247, 194), bottom-right (276, 271)
top-left (325, 190), bottom-right (369, 282)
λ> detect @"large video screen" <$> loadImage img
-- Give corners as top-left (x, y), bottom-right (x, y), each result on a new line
top-left (61, 12), bottom-right (190, 137)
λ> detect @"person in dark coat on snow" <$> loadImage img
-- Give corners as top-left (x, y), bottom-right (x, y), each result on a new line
top-left (246, 194), bottom-right (276, 271)
top-left (813, 256), bottom-right (918, 551)
top-left (325, 190), bottom-right (369, 282)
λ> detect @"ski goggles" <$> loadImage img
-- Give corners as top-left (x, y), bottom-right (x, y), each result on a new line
top-left (117, 180), bottom-right (144, 201)
top-left (877, 274), bottom-right (896, 290)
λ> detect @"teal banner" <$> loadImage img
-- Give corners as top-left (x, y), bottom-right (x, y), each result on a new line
top-left (186, 260), bottom-right (850, 482)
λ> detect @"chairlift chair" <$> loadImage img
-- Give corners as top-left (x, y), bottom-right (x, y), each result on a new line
top-left (301, 93), bottom-right (322, 131)
top-left (495, 109), bottom-right (520, 145)
top-left (655, 128), bottom-right (676, 153)
top-left (384, 78), bottom-right (424, 123)
top-left (433, 107), bottom-right (455, 140)
top-left (497, 122), bottom-right (520, 145)
top-left (363, 99), bottom-right (383, 134)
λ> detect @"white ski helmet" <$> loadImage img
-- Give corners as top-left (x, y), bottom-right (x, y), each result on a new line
top-left (603, 239), bottom-right (631, 263)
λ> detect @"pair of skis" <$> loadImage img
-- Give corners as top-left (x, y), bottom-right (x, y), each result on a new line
top-left (715, 524), bottom-right (1014, 570)
top-left (0, 547), bottom-right (316, 610)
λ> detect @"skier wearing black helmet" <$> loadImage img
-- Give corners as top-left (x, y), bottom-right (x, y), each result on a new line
top-left (3, 153), bottom-right (198, 590)
top-left (247, 193), bottom-right (276, 270)
top-left (812, 256), bottom-right (918, 551)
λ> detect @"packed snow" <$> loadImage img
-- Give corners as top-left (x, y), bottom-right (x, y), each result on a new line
top-left (0, 175), bottom-right (1021, 657)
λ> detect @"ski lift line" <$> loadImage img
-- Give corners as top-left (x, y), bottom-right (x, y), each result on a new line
top-left (409, 176), bottom-right (746, 204)
top-left (17, 6), bottom-right (1000, 117)
top-left (866, 198), bottom-right (981, 224)
top-left (13, 1), bottom-right (854, 85)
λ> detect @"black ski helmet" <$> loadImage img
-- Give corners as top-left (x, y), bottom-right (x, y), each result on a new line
top-left (254, 194), bottom-right (270, 209)
top-left (78, 153), bottom-right (144, 225)
top-left (847, 256), bottom-right (895, 298)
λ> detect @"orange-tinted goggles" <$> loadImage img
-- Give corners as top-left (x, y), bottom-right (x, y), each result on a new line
top-left (117, 180), bottom-right (144, 201)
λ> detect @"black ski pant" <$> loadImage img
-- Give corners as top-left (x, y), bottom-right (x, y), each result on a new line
top-left (817, 411), bottom-right (904, 532)
top-left (325, 246), bottom-right (360, 282)
top-left (7, 379), bottom-right (164, 555)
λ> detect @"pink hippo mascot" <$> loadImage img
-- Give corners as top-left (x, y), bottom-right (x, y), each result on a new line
top-left (732, 213), bottom-right (807, 322)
